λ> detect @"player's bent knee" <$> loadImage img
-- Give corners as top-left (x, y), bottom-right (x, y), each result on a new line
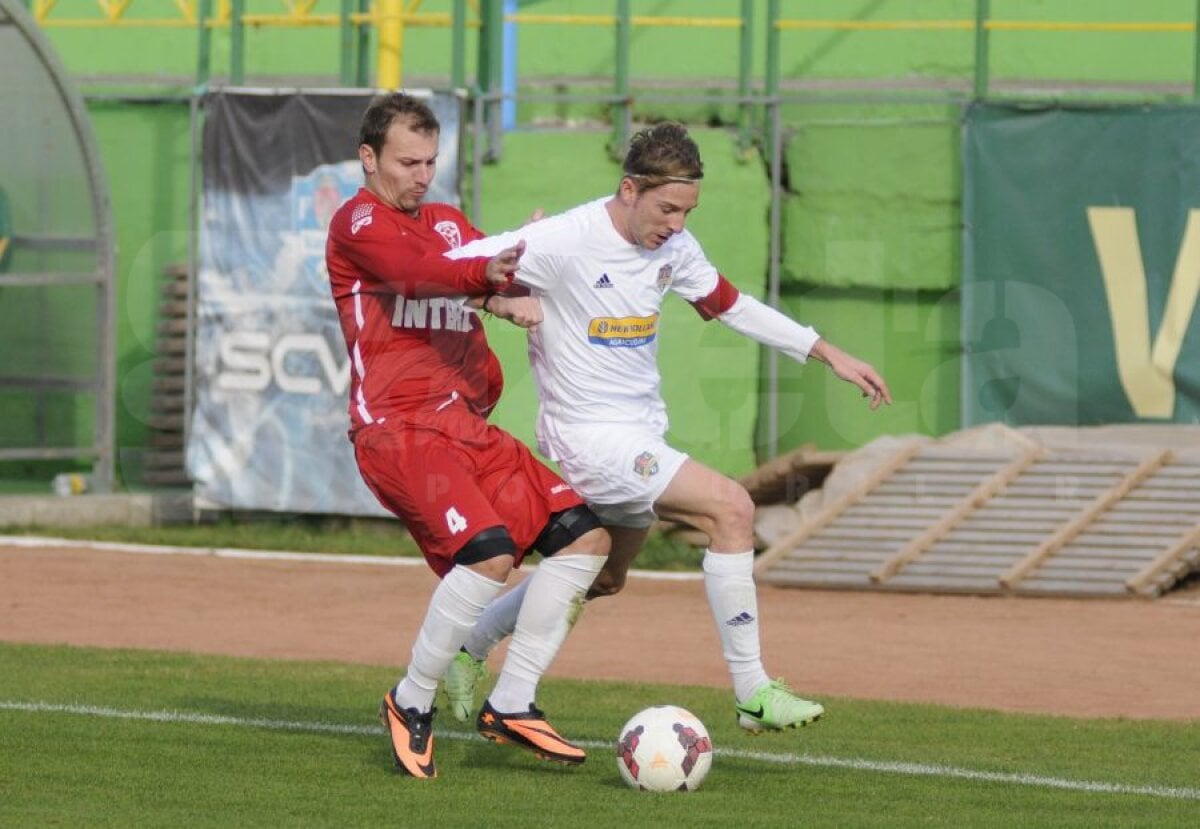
top-left (534, 505), bottom-right (608, 558)
top-left (715, 482), bottom-right (755, 532)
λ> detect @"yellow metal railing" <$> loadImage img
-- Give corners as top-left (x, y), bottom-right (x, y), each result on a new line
top-left (30, 0), bottom-right (454, 27)
top-left (32, 0), bottom-right (215, 26)
top-left (776, 19), bottom-right (1194, 33)
top-left (506, 14), bottom-right (740, 29)
top-left (29, 1), bottom-right (466, 87)
top-left (25, 3), bottom-right (1200, 101)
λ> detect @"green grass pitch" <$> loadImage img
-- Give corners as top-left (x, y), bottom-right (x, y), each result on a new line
top-left (1, 643), bottom-right (1197, 827)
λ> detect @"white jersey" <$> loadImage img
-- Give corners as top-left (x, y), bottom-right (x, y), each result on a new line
top-left (449, 197), bottom-right (720, 460)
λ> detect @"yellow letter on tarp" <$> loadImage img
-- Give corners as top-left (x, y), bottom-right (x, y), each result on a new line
top-left (1087, 207), bottom-right (1200, 419)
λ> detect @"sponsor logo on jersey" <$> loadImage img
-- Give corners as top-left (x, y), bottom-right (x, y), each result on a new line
top-left (633, 451), bottom-right (660, 479)
top-left (549, 482), bottom-right (573, 495)
top-left (434, 219), bottom-right (462, 249)
top-left (587, 314), bottom-right (659, 348)
top-left (593, 273), bottom-right (614, 289)
top-left (656, 263), bottom-right (673, 291)
top-left (351, 202), bottom-right (374, 234)
top-left (391, 296), bottom-right (474, 332)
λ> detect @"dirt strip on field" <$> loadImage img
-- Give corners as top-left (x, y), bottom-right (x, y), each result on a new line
top-left (2, 543), bottom-right (1199, 721)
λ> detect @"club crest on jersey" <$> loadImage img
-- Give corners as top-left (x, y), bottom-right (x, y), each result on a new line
top-left (633, 451), bottom-right (660, 479)
top-left (656, 263), bottom-right (673, 291)
top-left (351, 202), bottom-right (374, 234)
top-left (434, 220), bottom-right (462, 249)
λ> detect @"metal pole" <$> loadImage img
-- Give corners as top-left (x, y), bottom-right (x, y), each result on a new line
top-left (764, 0), bottom-right (780, 164)
top-left (478, 0), bottom-right (493, 100)
top-left (482, 0), bottom-right (504, 160)
top-left (1193, 0), bottom-right (1200, 101)
top-left (195, 0), bottom-right (213, 87)
top-left (355, 0), bottom-right (370, 88)
top-left (451, 0), bottom-right (467, 90)
top-left (339, 0), bottom-right (355, 86)
top-left (377, 0), bottom-right (403, 89)
top-left (737, 0), bottom-right (754, 154)
top-left (611, 0), bottom-right (631, 158)
top-left (974, 0), bottom-right (990, 100)
top-left (471, 92), bottom-right (485, 222)
top-left (231, 0), bottom-right (245, 85)
top-left (185, 92), bottom-right (201, 484)
top-left (502, 0), bottom-right (517, 129)
top-left (766, 96), bottom-right (783, 458)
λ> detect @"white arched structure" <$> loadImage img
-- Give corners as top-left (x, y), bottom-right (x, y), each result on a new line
top-left (0, 0), bottom-right (116, 491)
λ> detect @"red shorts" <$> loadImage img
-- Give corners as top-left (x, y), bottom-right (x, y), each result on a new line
top-left (353, 402), bottom-right (584, 577)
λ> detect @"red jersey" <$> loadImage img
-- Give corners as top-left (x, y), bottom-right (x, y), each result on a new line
top-left (325, 189), bottom-right (504, 431)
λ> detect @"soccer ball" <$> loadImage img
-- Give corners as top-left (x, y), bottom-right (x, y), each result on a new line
top-left (616, 705), bottom-right (713, 792)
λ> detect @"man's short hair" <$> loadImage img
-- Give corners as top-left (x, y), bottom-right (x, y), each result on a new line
top-left (359, 93), bottom-right (440, 156)
top-left (622, 122), bottom-right (704, 191)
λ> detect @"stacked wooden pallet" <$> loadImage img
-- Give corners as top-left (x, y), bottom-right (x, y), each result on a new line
top-left (755, 428), bottom-right (1200, 598)
top-left (142, 263), bottom-right (189, 488)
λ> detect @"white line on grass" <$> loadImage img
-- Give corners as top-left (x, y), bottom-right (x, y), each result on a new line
top-left (0, 534), bottom-right (702, 581)
top-left (2, 699), bottom-right (1196, 802)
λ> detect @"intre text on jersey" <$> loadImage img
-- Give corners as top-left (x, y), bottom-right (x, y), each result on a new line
top-left (391, 296), bottom-right (474, 332)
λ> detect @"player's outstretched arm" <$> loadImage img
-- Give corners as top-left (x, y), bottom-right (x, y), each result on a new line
top-left (809, 339), bottom-right (893, 410)
top-left (470, 293), bottom-right (543, 331)
top-left (707, 290), bottom-right (891, 409)
top-left (484, 240), bottom-right (525, 287)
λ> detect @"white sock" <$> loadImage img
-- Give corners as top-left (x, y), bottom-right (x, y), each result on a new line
top-left (488, 554), bottom-right (604, 712)
top-left (462, 577), bottom-right (530, 661)
top-left (394, 565), bottom-right (505, 712)
top-left (703, 549), bottom-right (771, 702)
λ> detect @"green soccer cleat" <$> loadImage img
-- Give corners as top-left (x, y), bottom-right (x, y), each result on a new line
top-left (735, 679), bottom-right (825, 733)
top-left (444, 649), bottom-right (488, 723)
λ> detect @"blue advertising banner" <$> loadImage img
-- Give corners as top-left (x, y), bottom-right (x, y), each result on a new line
top-left (191, 90), bottom-right (462, 514)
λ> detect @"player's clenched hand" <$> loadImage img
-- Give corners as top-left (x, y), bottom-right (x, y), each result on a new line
top-left (485, 240), bottom-right (525, 286)
top-left (810, 340), bottom-right (893, 411)
top-left (487, 295), bottom-right (543, 331)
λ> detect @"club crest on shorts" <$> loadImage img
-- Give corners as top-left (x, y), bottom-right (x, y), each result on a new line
top-left (434, 220), bottom-right (462, 249)
top-left (656, 264), bottom-right (673, 292)
top-left (633, 450), bottom-right (660, 479)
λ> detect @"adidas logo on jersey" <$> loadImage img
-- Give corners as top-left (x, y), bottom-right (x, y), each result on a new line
top-left (593, 273), bottom-right (614, 289)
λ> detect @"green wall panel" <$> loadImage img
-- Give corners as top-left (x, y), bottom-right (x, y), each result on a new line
top-left (990, 0), bottom-right (1195, 89)
top-left (86, 102), bottom-right (192, 481)
top-left (782, 106), bottom-right (961, 291)
top-left (756, 287), bottom-right (961, 454)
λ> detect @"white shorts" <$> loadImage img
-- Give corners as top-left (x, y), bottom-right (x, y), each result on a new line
top-left (546, 422), bottom-right (689, 529)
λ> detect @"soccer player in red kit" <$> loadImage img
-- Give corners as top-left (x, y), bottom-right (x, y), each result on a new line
top-left (325, 93), bottom-right (610, 779)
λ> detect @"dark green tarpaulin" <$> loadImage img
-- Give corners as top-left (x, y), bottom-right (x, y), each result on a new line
top-left (962, 104), bottom-right (1200, 426)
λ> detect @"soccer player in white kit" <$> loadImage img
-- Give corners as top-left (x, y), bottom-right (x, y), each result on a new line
top-left (450, 123), bottom-right (892, 731)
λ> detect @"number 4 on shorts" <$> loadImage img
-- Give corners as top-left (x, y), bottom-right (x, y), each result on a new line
top-left (444, 506), bottom-right (468, 534)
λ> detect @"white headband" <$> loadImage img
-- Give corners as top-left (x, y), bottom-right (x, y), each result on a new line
top-left (624, 173), bottom-right (701, 183)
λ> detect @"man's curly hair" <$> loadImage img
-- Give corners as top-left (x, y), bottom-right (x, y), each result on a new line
top-left (621, 122), bottom-right (704, 192)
